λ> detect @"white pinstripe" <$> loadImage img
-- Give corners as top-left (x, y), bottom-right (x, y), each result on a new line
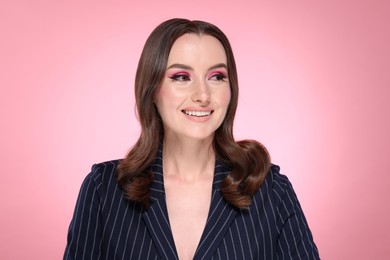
top-left (122, 201), bottom-right (137, 260)
top-left (82, 184), bottom-right (98, 260)
top-left (145, 202), bottom-right (178, 259)
top-left (74, 177), bottom-right (92, 258)
top-left (252, 194), bottom-right (267, 259)
top-left (241, 211), bottom-right (254, 259)
top-left (200, 205), bottom-right (234, 259)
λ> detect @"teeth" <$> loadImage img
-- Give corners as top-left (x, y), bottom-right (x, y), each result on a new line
top-left (184, 110), bottom-right (211, 117)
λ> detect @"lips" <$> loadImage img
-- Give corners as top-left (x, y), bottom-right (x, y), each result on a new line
top-left (182, 110), bottom-right (213, 117)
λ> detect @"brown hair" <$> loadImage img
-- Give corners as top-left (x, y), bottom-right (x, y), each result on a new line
top-left (116, 18), bottom-right (271, 209)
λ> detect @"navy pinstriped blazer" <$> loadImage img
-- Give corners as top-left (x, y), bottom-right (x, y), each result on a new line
top-left (64, 148), bottom-right (320, 259)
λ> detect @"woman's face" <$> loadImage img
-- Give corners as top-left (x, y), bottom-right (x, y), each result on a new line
top-left (154, 33), bottom-right (231, 142)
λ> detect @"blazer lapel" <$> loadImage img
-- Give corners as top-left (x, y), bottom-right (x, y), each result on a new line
top-left (142, 150), bottom-right (179, 260)
top-left (142, 149), bottom-right (238, 260)
top-left (194, 160), bottom-right (239, 260)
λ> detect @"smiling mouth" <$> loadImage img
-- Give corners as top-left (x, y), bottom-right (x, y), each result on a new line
top-left (182, 110), bottom-right (213, 117)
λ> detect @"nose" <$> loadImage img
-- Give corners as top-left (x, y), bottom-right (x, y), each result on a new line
top-left (191, 80), bottom-right (210, 105)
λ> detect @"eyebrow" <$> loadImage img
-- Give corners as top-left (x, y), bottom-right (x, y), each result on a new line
top-left (166, 63), bottom-right (227, 71)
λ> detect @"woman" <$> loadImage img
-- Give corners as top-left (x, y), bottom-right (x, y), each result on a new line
top-left (64, 18), bottom-right (320, 260)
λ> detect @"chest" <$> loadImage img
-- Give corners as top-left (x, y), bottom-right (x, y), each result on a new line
top-left (164, 177), bottom-right (213, 260)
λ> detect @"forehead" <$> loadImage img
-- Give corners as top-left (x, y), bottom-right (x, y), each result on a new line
top-left (167, 33), bottom-right (227, 66)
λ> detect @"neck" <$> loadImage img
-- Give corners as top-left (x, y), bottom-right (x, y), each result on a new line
top-left (162, 136), bottom-right (215, 181)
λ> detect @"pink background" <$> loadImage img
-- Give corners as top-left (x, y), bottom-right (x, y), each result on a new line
top-left (1, 1), bottom-right (389, 259)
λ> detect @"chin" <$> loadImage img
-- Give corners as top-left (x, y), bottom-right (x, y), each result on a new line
top-left (185, 131), bottom-right (216, 142)
top-left (164, 126), bottom-right (218, 142)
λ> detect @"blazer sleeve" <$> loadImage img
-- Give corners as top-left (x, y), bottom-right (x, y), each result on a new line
top-left (64, 167), bottom-right (103, 260)
top-left (275, 176), bottom-right (320, 259)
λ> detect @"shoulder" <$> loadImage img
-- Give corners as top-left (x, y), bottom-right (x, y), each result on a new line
top-left (81, 159), bottom-right (122, 194)
top-left (88, 159), bottom-right (121, 177)
top-left (260, 164), bottom-right (304, 217)
top-left (266, 164), bottom-right (295, 197)
top-left (258, 164), bottom-right (300, 208)
top-left (89, 159), bottom-right (121, 175)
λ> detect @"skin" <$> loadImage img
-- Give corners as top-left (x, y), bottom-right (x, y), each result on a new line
top-left (154, 33), bottom-right (231, 260)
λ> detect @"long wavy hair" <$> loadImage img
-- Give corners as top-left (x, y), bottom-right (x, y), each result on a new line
top-left (117, 18), bottom-right (271, 209)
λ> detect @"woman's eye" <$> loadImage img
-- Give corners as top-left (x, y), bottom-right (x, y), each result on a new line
top-left (209, 73), bottom-right (227, 81)
top-left (169, 74), bottom-right (190, 82)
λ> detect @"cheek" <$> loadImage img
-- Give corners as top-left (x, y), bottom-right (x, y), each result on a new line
top-left (219, 89), bottom-right (231, 109)
top-left (155, 86), bottom-right (169, 100)
top-left (155, 86), bottom-right (185, 110)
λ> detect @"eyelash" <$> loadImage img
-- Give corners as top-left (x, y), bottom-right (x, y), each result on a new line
top-left (169, 73), bottom-right (190, 82)
top-left (209, 72), bottom-right (227, 81)
top-left (168, 72), bottom-right (227, 82)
